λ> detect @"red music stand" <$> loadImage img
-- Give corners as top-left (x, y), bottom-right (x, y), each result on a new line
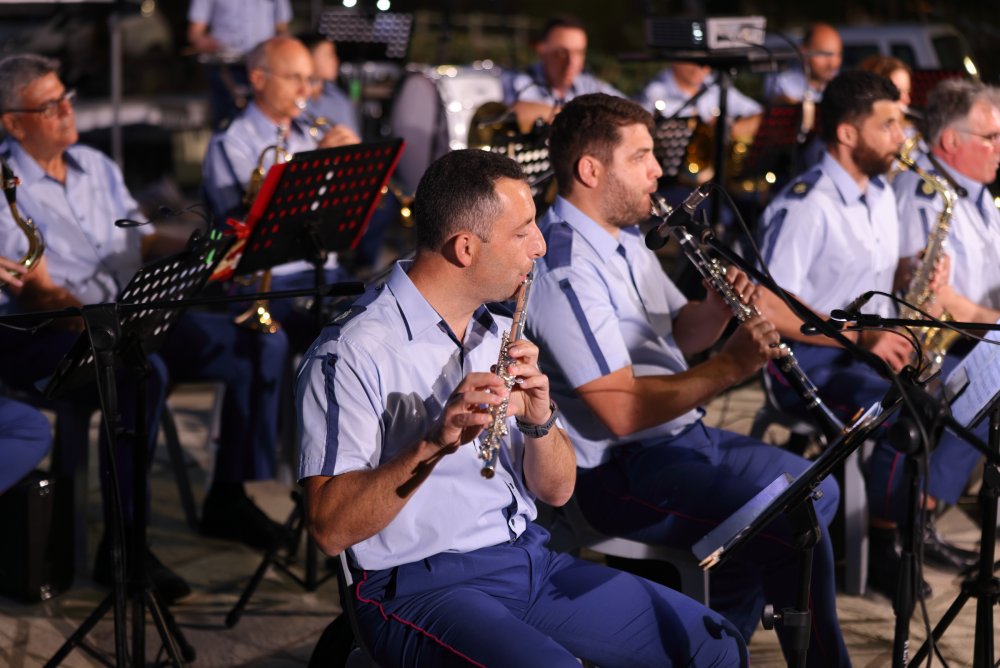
top-left (910, 69), bottom-right (965, 111)
top-left (228, 139), bottom-right (404, 278)
top-left (739, 103), bottom-right (804, 183)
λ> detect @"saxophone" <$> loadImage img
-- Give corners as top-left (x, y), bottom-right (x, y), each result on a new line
top-left (0, 157), bottom-right (44, 289)
top-left (894, 137), bottom-right (960, 377)
top-left (478, 266), bottom-right (535, 479)
top-left (650, 195), bottom-right (845, 442)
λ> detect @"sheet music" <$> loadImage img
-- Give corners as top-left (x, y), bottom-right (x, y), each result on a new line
top-left (944, 321), bottom-right (1000, 429)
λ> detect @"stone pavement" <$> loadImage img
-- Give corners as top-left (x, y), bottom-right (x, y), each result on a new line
top-left (1, 381), bottom-right (997, 667)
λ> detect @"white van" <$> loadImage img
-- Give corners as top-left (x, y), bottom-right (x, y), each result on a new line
top-left (837, 23), bottom-right (977, 74)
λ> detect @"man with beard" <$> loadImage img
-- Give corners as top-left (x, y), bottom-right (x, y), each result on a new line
top-left (297, 148), bottom-right (746, 667)
top-left (756, 70), bottom-right (977, 598)
top-left (526, 93), bottom-right (850, 666)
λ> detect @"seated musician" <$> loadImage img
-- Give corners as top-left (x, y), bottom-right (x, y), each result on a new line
top-left (756, 70), bottom-right (983, 599)
top-left (764, 22), bottom-right (842, 105)
top-left (525, 93), bottom-right (850, 666)
top-left (299, 32), bottom-right (361, 139)
top-left (0, 54), bottom-right (290, 602)
top-left (296, 148), bottom-right (747, 668)
top-left (636, 61), bottom-right (762, 124)
top-left (0, 257), bottom-right (51, 496)
top-left (187, 0), bottom-right (293, 128)
top-left (500, 14), bottom-right (624, 133)
top-left (202, 35), bottom-right (362, 350)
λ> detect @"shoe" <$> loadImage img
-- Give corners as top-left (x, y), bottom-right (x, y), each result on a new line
top-left (922, 520), bottom-right (979, 572)
top-left (93, 532), bottom-right (192, 605)
top-left (200, 486), bottom-right (290, 551)
top-left (867, 527), bottom-right (932, 600)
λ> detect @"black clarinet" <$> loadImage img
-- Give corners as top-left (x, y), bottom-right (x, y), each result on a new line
top-left (650, 195), bottom-right (845, 442)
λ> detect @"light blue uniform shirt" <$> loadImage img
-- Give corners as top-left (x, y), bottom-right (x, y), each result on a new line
top-left (296, 261), bottom-right (538, 570)
top-left (305, 82), bottom-right (360, 137)
top-left (636, 70), bottom-right (762, 122)
top-left (187, 0), bottom-right (292, 57)
top-left (764, 67), bottom-right (822, 104)
top-left (759, 152), bottom-right (901, 318)
top-left (527, 197), bottom-right (702, 469)
top-left (894, 155), bottom-right (1000, 310)
top-left (0, 138), bottom-right (149, 311)
top-left (501, 63), bottom-right (623, 106)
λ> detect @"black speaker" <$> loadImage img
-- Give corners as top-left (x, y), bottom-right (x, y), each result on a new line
top-left (0, 471), bottom-right (74, 603)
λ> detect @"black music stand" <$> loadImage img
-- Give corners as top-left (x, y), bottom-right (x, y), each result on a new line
top-left (224, 140), bottom-right (403, 629)
top-left (44, 230), bottom-right (233, 668)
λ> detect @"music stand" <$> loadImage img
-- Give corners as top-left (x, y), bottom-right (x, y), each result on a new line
top-left (44, 230), bottom-right (233, 667)
top-left (224, 140), bottom-right (403, 628)
top-left (738, 103), bottom-right (803, 189)
top-left (909, 327), bottom-right (1000, 667)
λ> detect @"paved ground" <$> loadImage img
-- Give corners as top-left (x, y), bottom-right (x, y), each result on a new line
top-left (1, 380), bottom-right (997, 667)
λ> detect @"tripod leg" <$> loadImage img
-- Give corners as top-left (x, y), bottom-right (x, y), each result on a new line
top-left (147, 588), bottom-right (195, 664)
top-left (43, 594), bottom-right (115, 668)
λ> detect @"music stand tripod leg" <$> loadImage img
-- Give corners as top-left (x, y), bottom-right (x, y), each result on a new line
top-left (912, 407), bottom-right (1000, 667)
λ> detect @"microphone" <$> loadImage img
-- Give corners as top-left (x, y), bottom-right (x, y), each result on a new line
top-left (645, 184), bottom-right (712, 251)
top-left (116, 205), bottom-right (200, 228)
top-left (800, 291), bottom-right (875, 335)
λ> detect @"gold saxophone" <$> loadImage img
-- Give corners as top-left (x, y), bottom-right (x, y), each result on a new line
top-left (232, 143), bottom-right (290, 334)
top-left (0, 157), bottom-right (44, 289)
top-left (478, 265), bottom-right (534, 479)
top-left (895, 136), bottom-right (961, 377)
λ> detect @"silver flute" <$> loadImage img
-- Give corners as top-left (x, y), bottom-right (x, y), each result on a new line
top-left (650, 194), bottom-right (845, 442)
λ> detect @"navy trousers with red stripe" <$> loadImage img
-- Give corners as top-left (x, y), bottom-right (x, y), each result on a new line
top-left (576, 422), bottom-right (849, 667)
top-left (351, 522), bottom-right (747, 668)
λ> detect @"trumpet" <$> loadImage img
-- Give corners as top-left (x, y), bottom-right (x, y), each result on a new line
top-left (233, 141), bottom-right (290, 334)
top-left (0, 157), bottom-right (44, 289)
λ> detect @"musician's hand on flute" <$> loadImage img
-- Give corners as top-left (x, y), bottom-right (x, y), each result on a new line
top-left (501, 338), bottom-right (552, 427)
top-left (719, 315), bottom-right (785, 379)
top-left (429, 372), bottom-right (506, 451)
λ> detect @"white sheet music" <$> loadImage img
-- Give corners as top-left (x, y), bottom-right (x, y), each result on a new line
top-left (944, 321), bottom-right (1000, 428)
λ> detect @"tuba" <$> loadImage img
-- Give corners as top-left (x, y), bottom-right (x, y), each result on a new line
top-left (894, 135), bottom-right (961, 377)
top-left (0, 157), bottom-right (44, 289)
top-left (232, 143), bottom-right (290, 334)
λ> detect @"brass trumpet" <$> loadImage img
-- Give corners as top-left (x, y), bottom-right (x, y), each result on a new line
top-left (0, 157), bottom-right (44, 289)
top-left (232, 142), bottom-right (290, 334)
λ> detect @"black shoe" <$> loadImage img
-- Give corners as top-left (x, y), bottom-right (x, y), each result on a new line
top-left (200, 486), bottom-right (289, 550)
top-left (922, 520), bottom-right (979, 572)
top-left (867, 528), bottom-right (932, 600)
top-left (93, 532), bottom-right (192, 605)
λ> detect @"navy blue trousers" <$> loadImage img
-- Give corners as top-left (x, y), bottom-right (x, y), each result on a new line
top-left (0, 396), bottom-right (52, 494)
top-left (577, 423), bottom-right (849, 667)
top-left (774, 343), bottom-right (984, 523)
top-left (351, 523), bottom-right (748, 668)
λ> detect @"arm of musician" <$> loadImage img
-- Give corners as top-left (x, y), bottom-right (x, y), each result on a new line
top-left (304, 371), bottom-right (506, 557)
top-left (318, 124), bottom-right (361, 149)
top-left (186, 22), bottom-right (220, 55)
top-left (275, 22), bottom-right (289, 35)
top-left (12, 257), bottom-right (84, 329)
top-left (672, 266), bottom-right (754, 355)
top-left (511, 101), bottom-right (558, 134)
top-left (936, 284), bottom-right (1000, 324)
top-left (577, 317), bottom-right (783, 437)
top-left (505, 339), bottom-right (575, 506)
top-left (0, 256), bottom-right (24, 289)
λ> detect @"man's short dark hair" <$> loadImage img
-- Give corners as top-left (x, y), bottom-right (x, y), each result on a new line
top-left (548, 93), bottom-right (654, 195)
top-left (413, 150), bottom-right (527, 251)
top-left (537, 14), bottom-right (586, 43)
top-left (818, 70), bottom-right (899, 145)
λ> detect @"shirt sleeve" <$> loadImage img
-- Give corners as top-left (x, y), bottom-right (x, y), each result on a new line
top-left (758, 197), bottom-right (828, 296)
top-left (275, 0), bottom-right (293, 24)
top-left (187, 0), bottom-right (211, 24)
top-left (530, 261), bottom-right (633, 390)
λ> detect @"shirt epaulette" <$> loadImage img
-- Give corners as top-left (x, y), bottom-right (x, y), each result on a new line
top-left (787, 169), bottom-right (822, 199)
top-left (915, 177), bottom-right (938, 199)
top-left (329, 304), bottom-right (366, 327)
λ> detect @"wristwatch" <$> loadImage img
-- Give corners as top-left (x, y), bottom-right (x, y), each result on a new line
top-left (516, 400), bottom-right (559, 438)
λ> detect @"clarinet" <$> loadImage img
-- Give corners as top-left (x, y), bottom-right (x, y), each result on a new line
top-left (478, 265), bottom-right (535, 478)
top-left (650, 195), bottom-right (845, 442)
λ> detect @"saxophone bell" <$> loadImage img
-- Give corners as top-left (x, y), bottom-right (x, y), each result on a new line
top-left (0, 157), bottom-right (45, 289)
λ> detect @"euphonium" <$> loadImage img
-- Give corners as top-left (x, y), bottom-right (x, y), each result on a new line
top-left (650, 195), bottom-right (845, 443)
top-left (0, 157), bottom-right (44, 289)
top-left (233, 143), bottom-right (290, 334)
top-left (478, 265), bottom-right (535, 478)
top-left (894, 136), bottom-right (961, 377)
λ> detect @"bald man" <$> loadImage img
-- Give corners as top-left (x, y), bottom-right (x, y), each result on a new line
top-left (766, 23), bottom-right (843, 104)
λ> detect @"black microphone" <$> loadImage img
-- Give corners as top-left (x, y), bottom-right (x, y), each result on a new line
top-left (800, 291), bottom-right (875, 335)
top-left (115, 205), bottom-right (188, 228)
top-left (645, 184), bottom-right (712, 251)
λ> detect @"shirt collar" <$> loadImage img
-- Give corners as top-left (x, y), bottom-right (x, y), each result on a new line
top-left (819, 151), bottom-right (884, 205)
top-left (927, 154), bottom-right (985, 204)
top-left (385, 259), bottom-right (499, 342)
top-left (1, 137), bottom-right (87, 187)
top-left (549, 196), bottom-right (625, 263)
top-left (244, 101), bottom-right (305, 143)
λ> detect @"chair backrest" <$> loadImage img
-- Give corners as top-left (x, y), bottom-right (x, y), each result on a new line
top-left (336, 550), bottom-right (380, 668)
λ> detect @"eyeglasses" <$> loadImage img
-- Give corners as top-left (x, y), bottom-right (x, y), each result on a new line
top-left (4, 89), bottom-right (76, 119)
top-left (262, 70), bottom-right (320, 88)
top-left (956, 127), bottom-right (1000, 146)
